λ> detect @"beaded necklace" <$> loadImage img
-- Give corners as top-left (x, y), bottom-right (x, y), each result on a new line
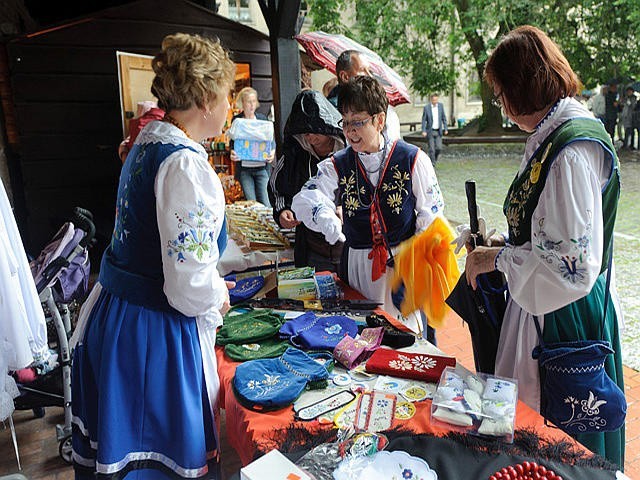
top-left (163, 114), bottom-right (193, 140)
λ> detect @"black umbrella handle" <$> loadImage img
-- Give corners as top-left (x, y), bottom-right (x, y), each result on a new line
top-left (465, 180), bottom-right (483, 247)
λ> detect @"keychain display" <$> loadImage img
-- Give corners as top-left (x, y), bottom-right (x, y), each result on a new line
top-left (295, 390), bottom-right (357, 421)
top-left (394, 401), bottom-right (416, 420)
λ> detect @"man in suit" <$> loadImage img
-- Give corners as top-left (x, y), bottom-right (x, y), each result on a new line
top-left (421, 94), bottom-right (448, 163)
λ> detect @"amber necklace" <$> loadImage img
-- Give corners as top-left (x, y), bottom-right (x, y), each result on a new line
top-left (163, 114), bottom-right (193, 140)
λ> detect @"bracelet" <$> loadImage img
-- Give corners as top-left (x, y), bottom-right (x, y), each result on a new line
top-left (494, 247), bottom-right (506, 271)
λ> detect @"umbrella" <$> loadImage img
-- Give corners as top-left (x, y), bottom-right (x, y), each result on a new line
top-left (445, 181), bottom-right (507, 374)
top-left (295, 31), bottom-right (411, 107)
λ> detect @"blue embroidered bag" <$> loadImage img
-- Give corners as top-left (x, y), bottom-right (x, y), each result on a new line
top-left (532, 254), bottom-right (626, 435)
top-left (280, 313), bottom-right (358, 351)
top-left (232, 347), bottom-right (333, 411)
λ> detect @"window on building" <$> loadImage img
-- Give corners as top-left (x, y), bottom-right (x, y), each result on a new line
top-left (228, 0), bottom-right (251, 22)
top-left (467, 71), bottom-right (482, 104)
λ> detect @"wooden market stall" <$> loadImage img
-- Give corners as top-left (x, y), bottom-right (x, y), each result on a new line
top-left (2, 0), bottom-right (272, 258)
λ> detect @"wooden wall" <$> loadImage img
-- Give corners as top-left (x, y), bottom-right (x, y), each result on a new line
top-left (5, 0), bottom-right (271, 258)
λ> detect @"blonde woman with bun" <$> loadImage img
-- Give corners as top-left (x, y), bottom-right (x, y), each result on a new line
top-left (71, 33), bottom-right (234, 480)
top-left (229, 86), bottom-right (274, 206)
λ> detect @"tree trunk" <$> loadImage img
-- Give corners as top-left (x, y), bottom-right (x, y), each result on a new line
top-left (479, 64), bottom-right (503, 133)
top-left (454, 0), bottom-right (503, 133)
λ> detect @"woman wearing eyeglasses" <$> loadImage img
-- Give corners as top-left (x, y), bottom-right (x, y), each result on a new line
top-left (292, 76), bottom-right (444, 335)
top-left (465, 26), bottom-right (624, 467)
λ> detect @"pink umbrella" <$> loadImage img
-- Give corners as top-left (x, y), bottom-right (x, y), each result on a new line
top-left (295, 31), bottom-right (411, 107)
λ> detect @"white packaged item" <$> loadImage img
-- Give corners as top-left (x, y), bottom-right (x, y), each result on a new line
top-left (432, 406), bottom-right (473, 426)
top-left (431, 366), bottom-right (518, 442)
top-left (228, 118), bottom-right (274, 141)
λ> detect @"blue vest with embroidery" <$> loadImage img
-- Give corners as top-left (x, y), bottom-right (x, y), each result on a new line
top-left (99, 141), bottom-right (216, 312)
top-left (333, 141), bottom-right (418, 248)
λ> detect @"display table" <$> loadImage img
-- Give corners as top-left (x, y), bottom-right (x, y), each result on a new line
top-left (217, 237), bottom-right (293, 277)
top-left (216, 336), bottom-right (582, 466)
top-left (215, 283), bottom-right (590, 467)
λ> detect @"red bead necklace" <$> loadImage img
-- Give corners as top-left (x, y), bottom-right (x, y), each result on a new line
top-left (163, 114), bottom-right (193, 140)
top-left (488, 461), bottom-right (562, 480)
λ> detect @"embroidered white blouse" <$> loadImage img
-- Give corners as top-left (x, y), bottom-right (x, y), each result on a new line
top-left (494, 97), bottom-right (623, 410)
top-left (292, 137), bottom-right (443, 244)
top-left (291, 138), bottom-right (444, 332)
top-left (72, 121), bottom-right (228, 339)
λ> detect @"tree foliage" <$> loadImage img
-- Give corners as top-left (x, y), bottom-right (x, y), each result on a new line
top-left (306, 0), bottom-right (640, 131)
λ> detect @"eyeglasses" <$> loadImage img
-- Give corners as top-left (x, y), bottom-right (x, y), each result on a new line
top-left (491, 91), bottom-right (504, 109)
top-left (338, 115), bottom-right (374, 131)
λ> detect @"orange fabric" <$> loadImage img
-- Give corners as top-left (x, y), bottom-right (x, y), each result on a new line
top-left (390, 217), bottom-right (460, 328)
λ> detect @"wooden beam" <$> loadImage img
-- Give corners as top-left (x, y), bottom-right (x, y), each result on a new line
top-left (263, 0), bottom-right (301, 145)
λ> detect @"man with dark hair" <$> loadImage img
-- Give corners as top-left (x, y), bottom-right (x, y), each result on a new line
top-left (326, 50), bottom-right (401, 141)
top-left (292, 76), bottom-right (445, 337)
top-left (421, 94), bottom-right (448, 164)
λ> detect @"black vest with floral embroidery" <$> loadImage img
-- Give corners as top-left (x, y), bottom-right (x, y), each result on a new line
top-left (332, 140), bottom-right (418, 249)
top-left (503, 118), bottom-right (619, 273)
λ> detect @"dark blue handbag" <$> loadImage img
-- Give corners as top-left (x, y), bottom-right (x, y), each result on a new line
top-left (532, 252), bottom-right (626, 435)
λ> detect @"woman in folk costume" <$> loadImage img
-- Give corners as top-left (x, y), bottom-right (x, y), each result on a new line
top-left (292, 76), bottom-right (445, 335)
top-left (465, 26), bottom-right (625, 467)
top-left (71, 33), bottom-right (235, 479)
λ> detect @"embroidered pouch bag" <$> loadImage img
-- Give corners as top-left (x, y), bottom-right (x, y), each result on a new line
top-left (226, 275), bottom-right (265, 305)
top-left (532, 335), bottom-right (626, 435)
top-left (531, 251), bottom-right (626, 435)
top-left (224, 337), bottom-right (290, 362)
top-left (216, 309), bottom-right (282, 346)
top-left (282, 314), bottom-right (358, 351)
top-left (232, 347), bottom-right (333, 411)
top-left (333, 327), bottom-right (384, 369)
top-left (365, 349), bottom-right (456, 383)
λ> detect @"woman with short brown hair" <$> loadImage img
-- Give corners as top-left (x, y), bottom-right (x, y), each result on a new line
top-left (466, 25), bottom-right (625, 467)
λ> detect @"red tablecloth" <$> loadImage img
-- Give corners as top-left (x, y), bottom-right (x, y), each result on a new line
top-left (216, 282), bottom-right (585, 466)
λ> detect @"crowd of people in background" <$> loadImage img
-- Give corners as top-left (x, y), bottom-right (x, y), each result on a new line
top-left (587, 81), bottom-right (640, 149)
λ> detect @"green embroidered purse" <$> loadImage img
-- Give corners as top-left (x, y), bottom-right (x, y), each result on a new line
top-left (216, 308), bottom-right (283, 346)
top-left (224, 337), bottom-right (289, 362)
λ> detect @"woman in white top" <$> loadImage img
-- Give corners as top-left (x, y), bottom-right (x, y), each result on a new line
top-left (71, 33), bottom-right (234, 480)
top-left (465, 26), bottom-right (625, 468)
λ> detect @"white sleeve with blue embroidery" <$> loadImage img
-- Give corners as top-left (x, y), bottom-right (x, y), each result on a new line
top-left (495, 144), bottom-right (606, 316)
top-left (155, 150), bottom-right (228, 320)
top-left (412, 149), bottom-right (445, 232)
top-left (291, 158), bottom-right (346, 245)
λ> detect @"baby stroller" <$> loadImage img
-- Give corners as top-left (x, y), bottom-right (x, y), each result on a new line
top-left (12, 207), bottom-right (95, 463)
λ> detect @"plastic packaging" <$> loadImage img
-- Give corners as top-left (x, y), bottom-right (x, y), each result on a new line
top-left (431, 365), bottom-right (518, 442)
top-left (227, 118), bottom-right (274, 161)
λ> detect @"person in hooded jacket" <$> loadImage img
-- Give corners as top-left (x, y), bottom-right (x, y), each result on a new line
top-left (268, 90), bottom-right (346, 272)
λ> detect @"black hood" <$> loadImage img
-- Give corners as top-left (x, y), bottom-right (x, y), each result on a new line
top-left (284, 90), bottom-right (343, 138)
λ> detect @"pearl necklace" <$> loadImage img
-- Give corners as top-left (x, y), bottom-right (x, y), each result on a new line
top-left (163, 114), bottom-right (193, 140)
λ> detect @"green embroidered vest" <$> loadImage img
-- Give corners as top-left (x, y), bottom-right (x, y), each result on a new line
top-left (503, 118), bottom-right (620, 271)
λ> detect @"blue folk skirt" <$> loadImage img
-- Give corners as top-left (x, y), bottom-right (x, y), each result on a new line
top-left (71, 288), bottom-right (219, 479)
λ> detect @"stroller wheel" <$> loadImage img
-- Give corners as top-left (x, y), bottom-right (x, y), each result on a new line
top-left (59, 435), bottom-right (73, 464)
top-left (32, 407), bottom-right (46, 418)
